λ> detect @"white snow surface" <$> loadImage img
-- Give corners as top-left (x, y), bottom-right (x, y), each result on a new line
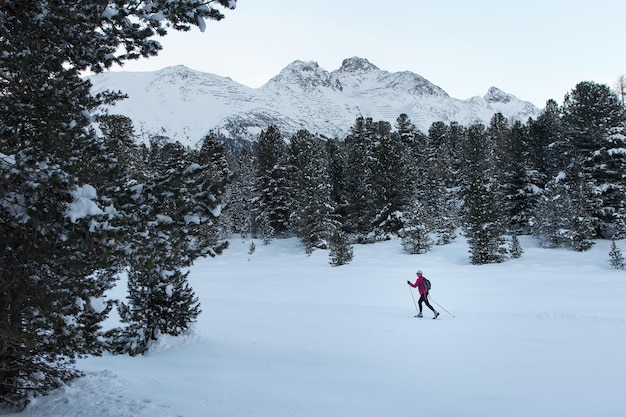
top-left (65, 184), bottom-right (104, 223)
top-left (8, 236), bottom-right (626, 417)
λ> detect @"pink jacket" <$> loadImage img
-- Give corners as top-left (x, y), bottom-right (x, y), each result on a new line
top-left (409, 276), bottom-right (428, 296)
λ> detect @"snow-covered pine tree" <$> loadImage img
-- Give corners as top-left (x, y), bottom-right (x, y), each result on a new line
top-left (533, 171), bottom-right (595, 251)
top-left (561, 81), bottom-right (626, 239)
top-left (569, 198), bottom-right (596, 252)
top-left (527, 100), bottom-right (566, 187)
top-left (114, 262), bottom-right (201, 356)
top-left (400, 200), bottom-right (434, 254)
top-left (328, 229), bottom-right (354, 266)
top-left (1, 1), bottom-right (235, 407)
top-left (288, 130), bottom-right (339, 254)
top-left (1, 16), bottom-right (119, 411)
top-left (370, 125), bottom-right (413, 239)
top-left (343, 117), bottom-right (378, 239)
top-left (227, 147), bottom-right (258, 237)
top-left (423, 121), bottom-right (459, 245)
top-left (325, 138), bottom-right (349, 223)
top-left (194, 133), bottom-right (232, 239)
top-left (609, 241), bottom-right (625, 269)
top-left (498, 121), bottom-right (536, 235)
top-left (395, 113), bottom-right (417, 144)
top-left (534, 174), bottom-right (571, 248)
top-left (509, 235), bottom-right (524, 259)
top-left (594, 124), bottom-right (626, 239)
top-left (461, 124), bottom-right (508, 264)
top-left (255, 126), bottom-right (292, 241)
top-left (108, 140), bottom-right (228, 355)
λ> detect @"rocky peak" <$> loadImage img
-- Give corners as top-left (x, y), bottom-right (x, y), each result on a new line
top-left (266, 60), bottom-right (333, 90)
top-left (337, 57), bottom-right (379, 73)
top-left (484, 86), bottom-right (512, 103)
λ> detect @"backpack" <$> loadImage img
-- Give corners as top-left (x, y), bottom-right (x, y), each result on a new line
top-left (424, 277), bottom-right (431, 291)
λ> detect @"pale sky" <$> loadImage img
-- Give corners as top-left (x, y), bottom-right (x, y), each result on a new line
top-left (112, 0), bottom-right (626, 108)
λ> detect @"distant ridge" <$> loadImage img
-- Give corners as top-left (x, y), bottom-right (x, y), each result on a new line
top-left (88, 57), bottom-right (541, 147)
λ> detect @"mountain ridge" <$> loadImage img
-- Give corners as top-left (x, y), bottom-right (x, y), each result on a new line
top-left (88, 57), bottom-right (541, 147)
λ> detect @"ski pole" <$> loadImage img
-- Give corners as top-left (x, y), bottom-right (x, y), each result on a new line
top-left (428, 295), bottom-right (455, 318)
top-left (408, 286), bottom-right (419, 316)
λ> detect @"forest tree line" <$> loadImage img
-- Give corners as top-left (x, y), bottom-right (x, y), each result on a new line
top-left (210, 80), bottom-right (626, 264)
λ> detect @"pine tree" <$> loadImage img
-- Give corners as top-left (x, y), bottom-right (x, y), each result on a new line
top-left (595, 124), bottom-right (626, 239)
top-left (562, 158), bottom-right (596, 252)
top-left (461, 124), bottom-right (508, 264)
top-left (509, 235), bottom-right (524, 259)
top-left (1, 1), bottom-right (235, 407)
top-left (328, 229), bottom-right (354, 266)
top-left (255, 126), bottom-right (292, 241)
top-left (287, 130), bottom-right (338, 253)
top-left (561, 81), bottom-right (626, 239)
top-left (343, 117), bottom-right (377, 238)
top-left (499, 121), bottom-right (535, 234)
top-left (370, 127), bottom-right (413, 239)
top-left (112, 263), bottom-right (201, 356)
top-left (424, 122), bottom-right (459, 245)
top-left (227, 147), bottom-right (258, 237)
top-left (534, 175), bottom-right (571, 248)
top-left (325, 138), bottom-right (349, 222)
top-left (400, 201), bottom-right (434, 254)
top-left (534, 173), bottom-right (595, 251)
top-left (527, 100), bottom-right (566, 184)
top-left (609, 241), bottom-right (625, 269)
top-left (108, 140), bottom-right (228, 355)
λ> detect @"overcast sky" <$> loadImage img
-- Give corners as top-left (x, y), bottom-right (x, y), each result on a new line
top-left (112, 0), bottom-right (626, 108)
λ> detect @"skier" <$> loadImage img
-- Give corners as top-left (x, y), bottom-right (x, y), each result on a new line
top-left (407, 270), bottom-right (439, 319)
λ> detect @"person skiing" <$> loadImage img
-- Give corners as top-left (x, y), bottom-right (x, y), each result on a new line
top-left (407, 270), bottom-right (439, 319)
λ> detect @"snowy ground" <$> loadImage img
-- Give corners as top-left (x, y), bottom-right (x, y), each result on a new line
top-left (8, 235), bottom-right (626, 417)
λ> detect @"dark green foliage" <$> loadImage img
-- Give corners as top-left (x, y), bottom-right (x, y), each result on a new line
top-left (328, 229), bottom-right (354, 266)
top-left (106, 139), bottom-right (228, 355)
top-left (0, 1), bottom-right (234, 407)
top-left (111, 267), bottom-right (201, 356)
top-left (255, 126), bottom-right (292, 241)
top-left (343, 117), bottom-right (378, 238)
top-left (499, 121), bottom-right (536, 235)
top-left (462, 124), bottom-right (508, 264)
top-left (370, 125), bottom-right (414, 239)
top-left (509, 235), bottom-right (524, 259)
top-left (561, 82), bottom-right (626, 239)
top-left (400, 200), bottom-right (434, 254)
top-left (288, 130), bottom-right (339, 253)
top-left (227, 148), bottom-right (258, 237)
top-left (609, 241), bottom-right (624, 269)
top-left (423, 122), bottom-right (459, 245)
top-left (534, 174), bottom-right (595, 251)
top-left (527, 100), bottom-right (566, 182)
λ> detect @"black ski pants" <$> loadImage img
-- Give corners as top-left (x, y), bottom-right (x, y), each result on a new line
top-left (418, 293), bottom-right (435, 313)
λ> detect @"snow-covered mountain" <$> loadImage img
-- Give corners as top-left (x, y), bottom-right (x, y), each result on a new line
top-left (88, 57), bottom-right (541, 147)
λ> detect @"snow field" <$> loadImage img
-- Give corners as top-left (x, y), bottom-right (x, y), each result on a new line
top-left (9, 236), bottom-right (626, 417)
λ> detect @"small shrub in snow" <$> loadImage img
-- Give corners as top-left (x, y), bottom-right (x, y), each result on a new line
top-left (329, 230), bottom-right (353, 266)
top-left (609, 241), bottom-right (625, 270)
top-left (509, 235), bottom-right (524, 259)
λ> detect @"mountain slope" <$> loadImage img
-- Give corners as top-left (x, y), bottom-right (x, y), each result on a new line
top-left (88, 57), bottom-right (541, 147)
